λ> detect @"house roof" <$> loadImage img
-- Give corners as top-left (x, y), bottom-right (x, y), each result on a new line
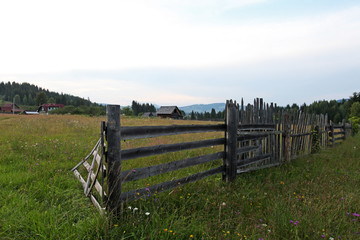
top-left (157, 106), bottom-right (180, 115)
top-left (142, 112), bottom-right (157, 117)
top-left (40, 104), bottom-right (64, 108)
top-left (2, 103), bottom-right (21, 109)
top-left (1, 103), bottom-right (23, 112)
top-left (38, 104), bottom-right (64, 112)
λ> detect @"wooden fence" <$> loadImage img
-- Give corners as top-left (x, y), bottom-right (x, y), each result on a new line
top-left (71, 98), bottom-right (353, 214)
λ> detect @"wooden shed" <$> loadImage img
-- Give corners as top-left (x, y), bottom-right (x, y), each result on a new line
top-left (157, 106), bottom-right (183, 119)
top-left (142, 112), bottom-right (157, 117)
top-left (0, 103), bottom-right (24, 114)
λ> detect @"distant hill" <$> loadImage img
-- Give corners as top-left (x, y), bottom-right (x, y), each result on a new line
top-left (179, 103), bottom-right (225, 114)
top-left (0, 81), bottom-right (96, 107)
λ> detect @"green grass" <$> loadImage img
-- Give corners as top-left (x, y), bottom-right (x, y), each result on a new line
top-left (0, 114), bottom-right (359, 239)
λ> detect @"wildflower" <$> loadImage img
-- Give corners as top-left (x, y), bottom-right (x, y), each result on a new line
top-left (280, 181), bottom-right (284, 184)
top-left (114, 224), bottom-right (118, 227)
top-left (222, 202), bottom-right (226, 206)
top-left (133, 207), bottom-right (138, 213)
top-left (146, 188), bottom-right (150, 192)
top-left (164, 229), bottom-right (168, 232)
top-left (329, 237), bottom-right (334, 240)
top-left (262, 224), bottom-right (268, 227)
top-left (128, 206), bottom-right (132, 210)
top-left (190, 235), bottom-right (194, 238)
top-left (145, 212), bottom-right (150, 216)
top-left (321, 235), bottom-right (325, 238)
top-left (353, 213), bottom-right (360, 217)
top-left (132, 169), bottom-right (136, 173)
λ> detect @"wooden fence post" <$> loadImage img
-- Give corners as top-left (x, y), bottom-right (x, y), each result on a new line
top-left (343, 119), bottom-right (347, 140)
top-left (223, 100), bottom-right (239, 182)
top-left (106, 105), bottom-right (122, 214)
top-left (283, 113), bottom-right (291, 163)
top-left (330, 120), bottom-right (334, 147)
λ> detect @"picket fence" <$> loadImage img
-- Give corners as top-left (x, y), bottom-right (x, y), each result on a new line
top-left (71, 98), bottom-right (353, 214)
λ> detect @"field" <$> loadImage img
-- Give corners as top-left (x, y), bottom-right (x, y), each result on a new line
top-left (0, 114), bottom-right (359, 239)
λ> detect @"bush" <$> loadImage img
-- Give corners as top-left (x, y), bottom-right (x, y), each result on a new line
top-left (49, 105), bottom-right (105, 116)
top-left (349, 116), bottom-right (360, 134)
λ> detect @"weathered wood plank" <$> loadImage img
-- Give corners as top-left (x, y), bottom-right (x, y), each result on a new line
top-left (120, 166), bottom-right (224, 202)
top-left (237, 133), bottom-right (271, 141)
top-left (237, 145), bottom-right (259, 155)
top-left (333, 131), bottom-right (345, 136)
top-left (237, 154), bottom-right (272, 167)
top-left (290, 132), bottom-right (313, 137)
top-left (237, 162), bottom-right (281, 174)
top-left (224, 100), bottom-right (239, 182)
top-left (106, 105), bottom-right (122, 214)
top-left (334, 136), bottom-right (345, 141)
top-left (73, 170), bottom-right (105, 215)
top-left (82, 161), bottom-right (107, 197)
top-left (121, 124), bottom-right (226, 140)
top-left (120, 151), bottom-right (225, 183)
top-left (121, 138), bottom-right (225, 161)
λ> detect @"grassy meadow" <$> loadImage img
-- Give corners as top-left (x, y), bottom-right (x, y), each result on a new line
top-left (0, 114), bottom-right (359, 239)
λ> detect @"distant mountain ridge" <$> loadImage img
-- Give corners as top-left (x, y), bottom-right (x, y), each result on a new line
top-left (179, 103), bottom-right (225, 114)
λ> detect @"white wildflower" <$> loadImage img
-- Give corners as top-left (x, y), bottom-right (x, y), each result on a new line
top-left (145, 212), bottom-right (150, 216)
top-left (133, 208), bottom-right (138, 213)
top-left (128, 206), bottom-right (132, 210)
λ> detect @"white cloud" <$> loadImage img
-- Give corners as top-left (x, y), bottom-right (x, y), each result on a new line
top-left (1, 1), bottom-right (360, 75)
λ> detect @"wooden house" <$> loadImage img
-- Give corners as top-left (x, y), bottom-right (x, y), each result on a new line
top-left (38, 104), bottom-right (64, 113)
top-left (142, 112), bottom-right (157, 117)
top-left (157, 106), bottom-right (183, 119)
top-left (0, 103), bottom-right (24, 114)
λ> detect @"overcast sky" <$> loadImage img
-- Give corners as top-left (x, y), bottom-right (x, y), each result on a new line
top-left (1, 0), bottom-right (360, 107)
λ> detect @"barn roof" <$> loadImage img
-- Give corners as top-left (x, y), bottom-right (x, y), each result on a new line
top-left (157, 106), bottom-right (179, 115)
top-left (142, 112), bottom-right (157, 117)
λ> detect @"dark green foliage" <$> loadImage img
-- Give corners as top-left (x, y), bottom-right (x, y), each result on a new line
top-left (187, 108), bottom-right (225, 121)
top-left (131, 100), bottom-right (156, 116)
top-left (311, 126), bottom-right (320, 153)
top-left (0, 81), bottom-right (97, 107)
top-left (35, 91), bottom-right (48, 105)
top-left (49, 105), bottom-right (106, 116)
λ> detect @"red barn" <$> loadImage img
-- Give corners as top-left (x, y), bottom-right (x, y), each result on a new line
top-left (0, 103), bottom-right (24, 114)
top-left (38, 104), bottom-right (64, 113)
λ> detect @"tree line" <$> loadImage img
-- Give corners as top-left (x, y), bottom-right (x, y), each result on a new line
top-left (1, 82), bottom-right (359, 127)
top-left (0, 81), bottom-right (96, 107)
top-left (0, 81), bottom-right (105, 116)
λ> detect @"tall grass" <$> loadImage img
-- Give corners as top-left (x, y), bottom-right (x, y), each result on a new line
top-left (0, 114), bottom-right (359, 239)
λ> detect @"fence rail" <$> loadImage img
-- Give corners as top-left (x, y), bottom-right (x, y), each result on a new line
top-left (72, 98), bottom-right (354, 214)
